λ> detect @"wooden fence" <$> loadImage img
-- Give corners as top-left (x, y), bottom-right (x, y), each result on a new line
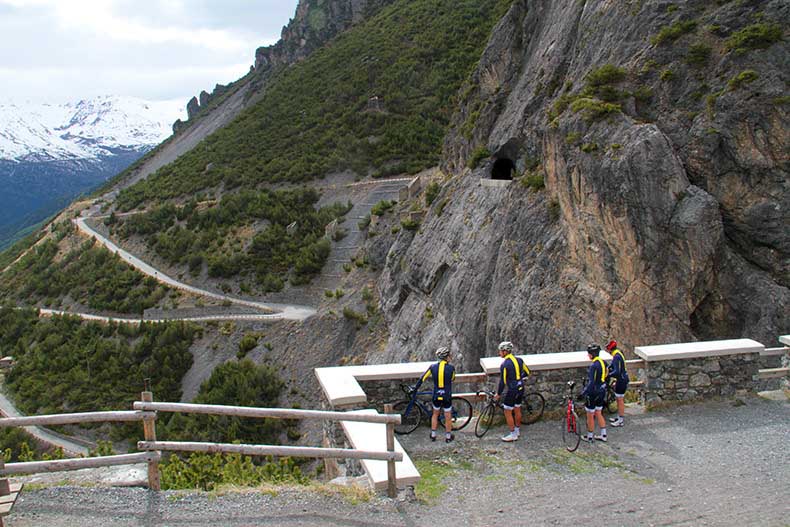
top-left (0, 391), bottom-right (403, 499)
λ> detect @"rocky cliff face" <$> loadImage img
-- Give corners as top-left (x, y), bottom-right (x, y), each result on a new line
top-left (375, 0), bottom-right (788, 369)
top-left (254, 0), bottom-right (395, 71)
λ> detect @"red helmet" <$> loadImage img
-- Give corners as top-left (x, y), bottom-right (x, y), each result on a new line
top-left (606, 340), bottom-right (617, 352)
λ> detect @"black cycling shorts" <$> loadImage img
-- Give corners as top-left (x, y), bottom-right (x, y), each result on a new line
top-left (432, 397), bottom-right (452, 410)
top-left (502, 388), bottom-right (524, 409)
top-left (614, 378), bottom-right (629, 396)
top-left (585, 390), bottom-right (605, 411)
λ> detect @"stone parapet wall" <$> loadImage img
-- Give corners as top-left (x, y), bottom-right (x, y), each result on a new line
top-left (644, 353), bottom-right (759, 407)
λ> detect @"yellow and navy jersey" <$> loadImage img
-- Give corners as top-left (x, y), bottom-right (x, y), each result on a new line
top-left (417, 360), bottom-right (455, 400)
top-left (609, 348), bottom-right (629, 381)
top-left (582, 357), bottom-right (607, 396)
top-left (497, 353), bottom-right (530, 394)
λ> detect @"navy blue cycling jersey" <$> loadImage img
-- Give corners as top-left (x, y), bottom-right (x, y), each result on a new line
top-left (416, 360), bottom-right (455, 401)
top-left (497, 354), bottom-right (530, 395)
top-left (582, 357), bottom-right (607, 397)
top-left (608, 349), bottom-right (629, 382)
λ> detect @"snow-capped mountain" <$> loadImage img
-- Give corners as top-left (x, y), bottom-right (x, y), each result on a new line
top-left (0, 95), bottom-right (185, 162)
top-left (0, 95), bottom-right (186, 250)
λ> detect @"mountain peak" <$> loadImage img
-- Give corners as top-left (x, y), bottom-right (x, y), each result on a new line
top-left (0, 96), bottom-right (186, 162)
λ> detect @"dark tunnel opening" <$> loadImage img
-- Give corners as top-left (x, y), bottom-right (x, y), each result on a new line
top-left (491, 158), bottom-right (515, 180)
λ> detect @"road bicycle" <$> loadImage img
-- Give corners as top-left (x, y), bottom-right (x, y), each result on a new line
top-left (562, 380), bottom-right (581, 452)
top-left (604, 378), bottom-right (618, 414)
top-left (392, 384), bottom-right (473, 435)
top-left (473, 389), bottom-right (545, 438)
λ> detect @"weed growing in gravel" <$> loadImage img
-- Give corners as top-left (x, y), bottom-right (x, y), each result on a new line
top-left (414, 456), bottom-right (474, 503)
top-left (313, 483), bottom-right (375, 505)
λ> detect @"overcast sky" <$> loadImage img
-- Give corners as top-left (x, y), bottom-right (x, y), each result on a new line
top-left (0, 0), bottom-right (299, 104)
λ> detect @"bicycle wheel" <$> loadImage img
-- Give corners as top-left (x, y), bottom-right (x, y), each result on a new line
top-left (520, 392), bottom-right (545, 425)
top-left (604, 384), bottom-right (618, 414)
top-left (475, 403), bottom-right (496, 438)
top-left (438, 397), bottom-right (473, 431)
top-left (393, 400), bottom-right (424, 435)
top-left (563, 411), bottom-right (581, 452)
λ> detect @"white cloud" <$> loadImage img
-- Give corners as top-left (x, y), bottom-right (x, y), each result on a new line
top-left (0, 0), bottom-right (296, 103)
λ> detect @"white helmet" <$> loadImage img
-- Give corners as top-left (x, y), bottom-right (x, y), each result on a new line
top-left (435, 346), bottom-right (450, 360)
top-left (498, 341), bottom-right (513, 352)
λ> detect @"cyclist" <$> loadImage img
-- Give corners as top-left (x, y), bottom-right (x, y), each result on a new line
top-left (494, 341), bottom-right (530, 442)
top-left (581, 344), bottom-right (608, 442)
top-left (414, 346), bottom-right (456, 443)
top-left (606, 340), bottom-right (629, 427)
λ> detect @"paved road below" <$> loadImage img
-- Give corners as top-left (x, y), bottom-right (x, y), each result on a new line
top-left (8, 396), bottom-right (789, 526)
top-left (0, 391), bottom-right (91, 457)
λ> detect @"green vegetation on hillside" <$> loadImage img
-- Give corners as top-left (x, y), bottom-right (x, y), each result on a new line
top-left (0, 238), bottom-right (170, 314)
top-left (548, 64), bottom-right (626, 124)
top-left (115, 188), bottom-right (351, 290)
top-left (115, 0), bottom-right (512, 210)
top-left (0, 307), bottom-right (197, 415)
top-left (161, 359), bottom-right (287, 445)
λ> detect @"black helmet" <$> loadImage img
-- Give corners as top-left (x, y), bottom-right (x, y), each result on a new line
top-left (587, 344), bottom-right (601, 357)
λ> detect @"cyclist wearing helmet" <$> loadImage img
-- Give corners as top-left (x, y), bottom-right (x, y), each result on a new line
top-left (415, 346), bottom-right (456, 443)
top-left (495, 341), bottom-right (530, 442)
top-left (581, 344), bottom-right (608, 442)
top-left (606, 340), bottom-right (629, 427)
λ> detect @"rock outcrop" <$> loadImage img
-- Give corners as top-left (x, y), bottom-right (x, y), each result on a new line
top-left (254, 0), bottom-right (395, 71)
top-left (375, 0), bottom-right (788, 369)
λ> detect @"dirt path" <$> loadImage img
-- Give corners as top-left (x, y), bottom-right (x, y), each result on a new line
top-left (8, 396), bottom-right (789, 526)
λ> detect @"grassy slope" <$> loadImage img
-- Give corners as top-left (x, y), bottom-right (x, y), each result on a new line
top-left (116, 0), bottom-right (513, 210)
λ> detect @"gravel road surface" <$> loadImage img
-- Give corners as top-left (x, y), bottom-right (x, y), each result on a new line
top-left (8, 396), bottom-right (789, 526)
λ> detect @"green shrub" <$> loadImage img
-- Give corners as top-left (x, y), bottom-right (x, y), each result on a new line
top-left (584, 64), bottom-right (627, 98)
top-left (0, 239), bottom-right (170, 314)
top-left (570, 98), bottom-right (622, 122)
top-left (0, 307), bottom-right (196, 416)
top-left (685, 43), bottom-right (712, 66)
top-left (425, 181), bottom-right (441, 206)
top-left (161, 452), bottom-right (307, 491)
top-left (238, 333), bottom-right (259, 355)
top-left (521, 172), bottom-right (545, 191)
top-left (660, 69), bottom-right (675, 81)
top-left (468, 146), bottom-right (491, 169)
top-left (727, 70), bottom-right (759, 90)
top-left (580, 142), bottom-right (599, 153)
top-left (343, 307), bottom-right (368, 326)
top-left (565, 132), bottom-right (582, 145)
top-left (401, 218), bottom-right (421, 231)
top-left (632, 86), bottom-right (653, 102)
top-left (725, 22), bottom-right (782, 53)
top-left (358, 214), bottom-right (371, 230)
top-left (651, 20), bottom-right (697, 45)
top-left (371, 200), bottom-right (395, 216)
top-left (163, 359), bottom-right (285, 445)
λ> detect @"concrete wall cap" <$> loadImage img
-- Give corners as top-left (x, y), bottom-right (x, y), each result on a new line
top-left (635, 339), bottom-right (764, 362)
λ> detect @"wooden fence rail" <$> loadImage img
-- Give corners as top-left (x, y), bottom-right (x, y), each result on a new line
top-left (0, 411), bottom-right (153, 427)
top-left (137, 441), bottom-right (403, 462)
top-left (132, 401), bottom-right (401, 424)
top-left (0, 452), bottom-right (160, 476)
top-left (133, 399), bottom-right (403, 496)
top-left (0, 395), bottom-right (405, 499)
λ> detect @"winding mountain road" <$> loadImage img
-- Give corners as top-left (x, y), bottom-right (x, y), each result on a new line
top-left (73, 214), bottom-right (317, 321)
top-left (0, 391), bottom-right (91, 457)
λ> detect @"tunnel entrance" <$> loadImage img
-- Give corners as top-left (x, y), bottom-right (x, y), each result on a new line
top-left (491, 158), bottom-right (515, 180)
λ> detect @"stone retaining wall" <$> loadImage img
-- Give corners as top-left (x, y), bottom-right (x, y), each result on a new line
top-left (643, 352), bottom-right (759, 407)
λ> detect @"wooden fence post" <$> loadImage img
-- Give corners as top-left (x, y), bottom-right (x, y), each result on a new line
top-left (0, 458), bottom-right (9, 496)
top-left (383, 403), bottom-right (396, 498)
top-left (140, 390), bottom-right (161, 491)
